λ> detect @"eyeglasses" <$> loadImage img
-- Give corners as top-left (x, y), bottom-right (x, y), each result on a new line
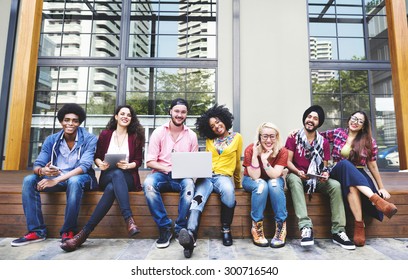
top-left (350, 116), bottom-right (364, 125)
top-left (260, 134), bottom-right (276, 140)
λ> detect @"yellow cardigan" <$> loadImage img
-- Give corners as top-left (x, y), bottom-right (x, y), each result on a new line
top-left (206, 133), bottom-right (243, 188)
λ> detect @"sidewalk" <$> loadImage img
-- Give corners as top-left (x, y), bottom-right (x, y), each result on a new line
top-left (1, 237), bottom-right (407, 260)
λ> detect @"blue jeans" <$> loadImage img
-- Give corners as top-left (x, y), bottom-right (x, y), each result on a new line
top-left (190, 174), bottom-right (235, 212)
top-left (143, 172), bottom-right (194, 234)
top-left (242, 176), bottom-right (287, 223)
top-left (22, 173), bottom-right (91, 237)
top-left (83, 169), bottom-right (134, 234)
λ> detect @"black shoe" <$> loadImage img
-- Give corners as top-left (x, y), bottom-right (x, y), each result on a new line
top-left (156, 226), bottom-right (172, 248)
top-left (332, 232), bottom-right (356, 250)
top-left (221, 225), bottom-right (233, 246)
top-left (300, 227), bottom-right (314, 246)
top-left (179, 228), bottom-right (195, 258)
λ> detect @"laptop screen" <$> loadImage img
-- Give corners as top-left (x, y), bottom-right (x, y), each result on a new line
top-left (171, 152), bottom-right (212, 179)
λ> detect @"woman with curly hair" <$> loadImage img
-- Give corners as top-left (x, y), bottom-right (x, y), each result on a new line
top-left (320, 111), bottom-right (397, 247)
top-left (61, 105), bottom-right (145, 252)
top-left (179, 104), bottom-right (243, 258)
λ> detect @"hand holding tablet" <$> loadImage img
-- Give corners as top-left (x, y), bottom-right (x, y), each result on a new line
top-left (307, 173), bottom-right (328, 179)
top-left (104, 154), bottom-right (127, 168)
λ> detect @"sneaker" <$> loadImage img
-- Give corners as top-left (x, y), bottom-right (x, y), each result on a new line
top-left (332, 232), bottom-right (356, 250)
top-left (156, 227), bottom-right (173, 248)
top-left (61, 231), bottom-right (74, 242)
top-left (300, 227), bottom-right (314, 246)
top-left (11, 232), bottom-right (46, 247)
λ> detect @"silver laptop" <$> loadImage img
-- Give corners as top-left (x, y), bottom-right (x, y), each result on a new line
top-left (171, 152), bottom-right (212, 179)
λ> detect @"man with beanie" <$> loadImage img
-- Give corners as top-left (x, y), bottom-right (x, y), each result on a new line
top-left (11, 103), bottom-right (98, 247)
top-left (284, 105), bottom-right (355, 250)
top-left (143, 98), bottom-right (198, 248)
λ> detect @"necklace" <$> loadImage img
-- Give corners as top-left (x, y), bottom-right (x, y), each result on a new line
top-left (115, 131), bottom-right (127, 148)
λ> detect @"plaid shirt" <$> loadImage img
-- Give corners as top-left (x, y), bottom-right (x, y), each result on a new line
top-left (319, 127), bottom-right (378, 166)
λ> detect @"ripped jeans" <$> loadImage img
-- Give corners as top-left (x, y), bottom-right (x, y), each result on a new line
top-left (190, 175), bottom-right (235, 212)
top-left (143, 172), bottom-right (195, 234)
top-left (242, 175), bottom-right (287, 223)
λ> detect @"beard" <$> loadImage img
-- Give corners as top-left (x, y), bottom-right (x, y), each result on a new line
top-left (171, 115), bottom-right (185, 127)
top-left (304, 121), bottom-right (318, 133)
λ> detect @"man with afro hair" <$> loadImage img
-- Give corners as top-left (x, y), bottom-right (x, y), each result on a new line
top-left (11, 103), bottom-right (98, 247)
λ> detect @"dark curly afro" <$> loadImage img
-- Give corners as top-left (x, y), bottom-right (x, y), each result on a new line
top-left (57, 103), bottom-right (86, 124)
top-left (195, 104), bottom-right (234, 139)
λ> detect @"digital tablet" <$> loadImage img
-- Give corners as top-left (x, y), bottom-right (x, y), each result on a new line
top-left (104, 153), bottom-right (126, 168)
top-left (306, 173), bottom-right (328, 179)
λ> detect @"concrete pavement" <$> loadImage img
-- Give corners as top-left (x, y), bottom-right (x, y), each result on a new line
top-left (1, 237), bottom-right (408, 260)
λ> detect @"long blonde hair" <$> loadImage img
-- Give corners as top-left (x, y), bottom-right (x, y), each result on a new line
top-left (255, 122), bottom-right (283, 157)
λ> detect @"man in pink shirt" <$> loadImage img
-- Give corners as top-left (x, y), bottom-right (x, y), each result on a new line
top-left (143, 98), bottom-right (198, 248)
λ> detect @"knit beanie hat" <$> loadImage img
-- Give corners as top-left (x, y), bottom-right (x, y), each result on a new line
top-left (302, 105), bottom-right (325, 128)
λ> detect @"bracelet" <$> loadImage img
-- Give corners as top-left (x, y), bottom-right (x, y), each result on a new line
top-left (250, 163), bottom-right (260, 169)
top-left (264, 163), bottom-right (271, 171)
top-left (38, 167), bottom-right (43, 177)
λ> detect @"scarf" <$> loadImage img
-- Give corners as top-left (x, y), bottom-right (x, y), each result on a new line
top-left (296, 128), bottom-right (325, 200)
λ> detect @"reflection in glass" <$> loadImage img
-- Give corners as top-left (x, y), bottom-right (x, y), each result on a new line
top-left (370, 71), bottom-right (392, 96)
top-left (308, 0), bottom-right (390, 62)
top-left (338, 38), bottom-right (365, 60)
top-left (126, 67), bottom-right (215, 116)
top-left (340, 70), bottom-right (368, 94)
top-left (34, 1), bottom-right (218, 167)
top-left (342, 94), bottom-right (370, 116)
top-left (87, 91), bottom-right (116, 115)
top-left (337, 21), bottom-right (363, 37)
top-left (311, 70), bottom-right (339, 92)
top-left (309, 22), bottom-right (336, 37)
top-left (310, 37), bottom-right (337, 60)
top-left (129, 0), bottom-right (216, 59)
top-left (312, 94), bottom-right (341, 118)
top-left (41, 0), bottom-right (122, 58)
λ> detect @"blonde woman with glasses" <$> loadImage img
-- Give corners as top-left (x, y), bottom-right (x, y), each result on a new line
top-left (242, 122), bottom-right (288, 248)
top-left (320, 111), bottom-right (398, 247)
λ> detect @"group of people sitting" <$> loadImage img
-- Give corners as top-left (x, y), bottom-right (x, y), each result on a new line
top-left (11, 99), bottom-right (398, 258)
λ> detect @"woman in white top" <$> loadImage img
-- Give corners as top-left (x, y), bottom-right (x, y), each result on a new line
top-left (61, 105), bottom-right (145, 252)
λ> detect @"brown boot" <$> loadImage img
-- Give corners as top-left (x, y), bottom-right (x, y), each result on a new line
top-left (126, 217), bottom-right (140, 237)
top-left (60, 229), bottom-right (89, 252)
top-left (369, 193), bottom-right (398, 219)
top-left (251, 220), bottom-right (269, 247)
top-left (270, 221), bottom-right (287, 248)
top-left (353, 220), bottom-right (365, 247)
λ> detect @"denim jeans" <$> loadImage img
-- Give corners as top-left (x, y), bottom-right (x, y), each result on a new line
top-left (242, 175), bottom-right (287, 223)
top-left (22, 173), bottom-right (91, 236)
top-left (190, 174), bottom-right (235, 213)
top-left (286, 173), bottom-right (346, 233)
top-left (83, 169), bottom-right (134, 234)
top-left (143, 172), bottom-right (194, 234)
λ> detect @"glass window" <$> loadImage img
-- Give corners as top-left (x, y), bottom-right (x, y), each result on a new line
top-left (32, 0), bottom-right (217, 168)
top-left (129, 0), bottom-right (216, 58)
top-left (126, 67), bottom-right (216, 117)
top-left (308, 0), bottom-right (397, 170)
top-left (308, 0), bottom-right (390, 62)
